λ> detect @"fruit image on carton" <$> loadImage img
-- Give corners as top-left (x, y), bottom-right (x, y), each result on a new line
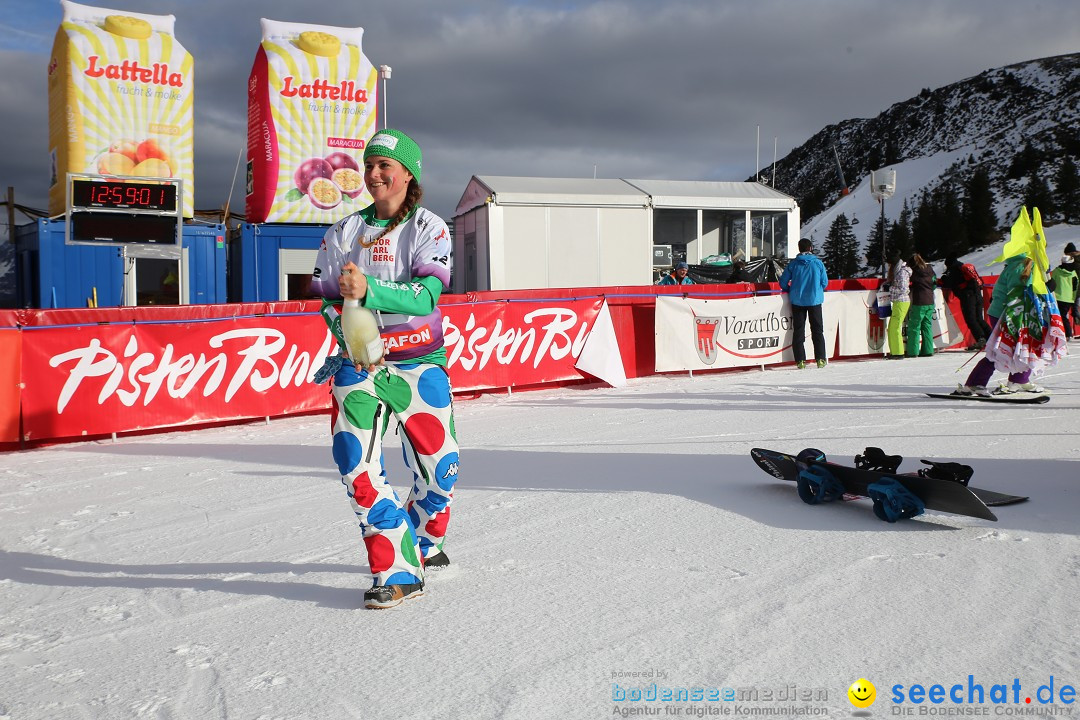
top-left (47, 0), bottom-right (195, 217)
top-left (246, 19), bottom-right (377, 224)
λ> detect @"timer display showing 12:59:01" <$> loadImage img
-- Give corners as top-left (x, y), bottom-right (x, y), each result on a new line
top-left (72, 179), bottom-right (178, 212)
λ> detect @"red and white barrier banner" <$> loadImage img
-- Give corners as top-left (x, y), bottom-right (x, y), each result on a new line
top-left (442, 297), bottom-right (606, 391)
top-left (933, 289), bottom-right (960, 348)
top-left (14, 296), bottom-right (612, 442)
top-left (832, 288), bottom-right (958, 357)
top-left (835, 290), bottom-right (885, 357)
top-left (654, 294), bottom-right (846, 371)
top-left (0, 330), bottom-right (20, 443)
top-left (21, 317), bottom-right (337, 441)
top-left (4, 282), bottom-right (982, 445)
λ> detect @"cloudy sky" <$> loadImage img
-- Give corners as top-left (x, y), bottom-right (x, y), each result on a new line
top-left (2, 0), bottom-right (1079, 223)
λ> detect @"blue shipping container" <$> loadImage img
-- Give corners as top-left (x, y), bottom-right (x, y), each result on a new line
top-left (16, 219), bottom-right (227, 309)
top-left (229, 223), bottom-right (328, 303)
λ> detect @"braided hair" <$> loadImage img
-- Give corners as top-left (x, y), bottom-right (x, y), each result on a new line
top-left (369, 179), bottom-right (424, 245)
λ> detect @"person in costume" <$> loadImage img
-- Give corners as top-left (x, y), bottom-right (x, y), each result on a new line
top-left (310, 129), bottom-right (459, 609)
top-left (957, 208), bottom-right (1067, 396)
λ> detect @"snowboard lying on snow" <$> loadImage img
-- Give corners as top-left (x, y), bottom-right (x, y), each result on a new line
top-left (926, 390), bottom-right (1049, 404)
top-left (750, 447), bottom-right (1028, 523)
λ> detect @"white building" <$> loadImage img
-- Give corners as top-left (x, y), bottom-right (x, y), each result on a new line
top-left (451, 176), bottom-right (800, 292)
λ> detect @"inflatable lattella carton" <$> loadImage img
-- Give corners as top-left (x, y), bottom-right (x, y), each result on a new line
top-left (47, 0), bottom-right (194, 217)
top-left (246, 19), bottom-right (377, 224)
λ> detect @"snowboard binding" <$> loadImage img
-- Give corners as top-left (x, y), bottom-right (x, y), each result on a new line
top-left (797, 464), bottom-right (845, 505)
top-left (796, 448), bottom-right (826, 464)
top-left (917, 460), bottom-right (974, 486)
top-left (854, 446), bottom-right (903, 474)
top-left (867, 479), bottom-right (926, 522)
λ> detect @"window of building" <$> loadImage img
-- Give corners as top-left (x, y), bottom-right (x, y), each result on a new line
top-left (653, 209), bottom-right (696, 262)
top-left (134, 257), bottom-right (180, 306)
top-left (750, 211), bottom-right (789, 258)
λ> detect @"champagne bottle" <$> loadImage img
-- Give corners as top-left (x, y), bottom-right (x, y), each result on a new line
top-left (340, 298), bottom-right (384, 366)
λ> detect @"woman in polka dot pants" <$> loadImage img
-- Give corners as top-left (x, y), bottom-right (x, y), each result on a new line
top-left (310, 129), bottom-right (459, 609)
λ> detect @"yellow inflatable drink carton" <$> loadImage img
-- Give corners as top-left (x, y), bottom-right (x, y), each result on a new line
top-left (246, 19), bottom-right (377, 224)
top-left (47, 0), bottom-right (194, 217)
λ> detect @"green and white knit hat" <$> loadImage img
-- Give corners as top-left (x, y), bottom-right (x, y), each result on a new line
top-left (364, 129), bottom-right (422, 182)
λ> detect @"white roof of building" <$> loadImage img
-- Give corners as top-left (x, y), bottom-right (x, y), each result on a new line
top-left (623, 179), bottom-right (797, 210)
top-left (455, 176), bottom-right (649, 215)
top-left (454, 176), bottom-right (796, 216)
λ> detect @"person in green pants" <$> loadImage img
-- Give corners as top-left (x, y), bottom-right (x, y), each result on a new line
top-left (885, 254), bottom-right (910, 359)
top-left (1050, 254), bottom-right (1078, 338)
top-left (906, 253), bottom-right (937, 357)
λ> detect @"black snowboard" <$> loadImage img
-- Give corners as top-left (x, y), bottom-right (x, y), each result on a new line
top-left (750, 448), bottom-right (1018, 521)
top-left (927, 391), bottom-right (1049, 404)
top-left (969, 487), bottom-right (1029, 507)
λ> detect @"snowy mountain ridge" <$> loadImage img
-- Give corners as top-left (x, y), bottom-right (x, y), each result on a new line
top-left (765, 52), bottom-right (1080, 247)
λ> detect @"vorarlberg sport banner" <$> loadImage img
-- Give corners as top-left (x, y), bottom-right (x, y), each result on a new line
top-left (655, 294), bottom-right (841, 371)
top-left (654, 290), bottom-right (956, 372)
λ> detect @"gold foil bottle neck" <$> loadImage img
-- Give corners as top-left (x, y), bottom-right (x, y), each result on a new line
top-left (103, 15), bottom-right (153, 40)
top-left (297, 31), bottom-right (341, 57)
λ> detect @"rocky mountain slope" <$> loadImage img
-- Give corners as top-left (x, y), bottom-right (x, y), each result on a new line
top-left (762, 53), bottom-right (1080, 230)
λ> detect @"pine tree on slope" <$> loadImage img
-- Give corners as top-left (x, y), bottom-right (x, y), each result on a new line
top-left (1055, 156), bottom-right (1080, 224)
top-left (964, 167), bottom-right (998, 251)
top-left (822, 214), bottom-right (860, 279)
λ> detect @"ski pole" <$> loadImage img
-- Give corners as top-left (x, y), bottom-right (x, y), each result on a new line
top-left (954, 348), bottom-right (982, 373)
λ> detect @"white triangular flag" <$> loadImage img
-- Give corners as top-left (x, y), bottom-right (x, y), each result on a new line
top-left (575, 299), bottom-right (627, 387)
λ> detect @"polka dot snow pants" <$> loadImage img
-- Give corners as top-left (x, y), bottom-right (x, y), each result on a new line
top-left (330, 360), bottom-right (460, 588)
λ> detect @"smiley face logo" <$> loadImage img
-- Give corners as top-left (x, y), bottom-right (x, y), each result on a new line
top-left (848, 678), bottom-right (876, 708)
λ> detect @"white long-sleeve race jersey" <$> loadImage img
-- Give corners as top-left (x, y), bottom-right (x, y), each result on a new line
top-left (311, 205), bottom-right (452, 362)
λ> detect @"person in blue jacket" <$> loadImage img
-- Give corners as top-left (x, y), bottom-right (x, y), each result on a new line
top-left (657, 261), bottom-right (695, 285)
top-left (779, 238), bottom-right (830, 368)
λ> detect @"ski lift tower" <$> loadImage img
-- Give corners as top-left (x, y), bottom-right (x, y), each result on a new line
top-left (870, 168), bottom-right (896, 277)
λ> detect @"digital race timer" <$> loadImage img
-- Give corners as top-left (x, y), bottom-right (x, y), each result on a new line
top-left (65, 173), bottom-right (183, 247)
top-left (71, 178), bottom-right (178, 213)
